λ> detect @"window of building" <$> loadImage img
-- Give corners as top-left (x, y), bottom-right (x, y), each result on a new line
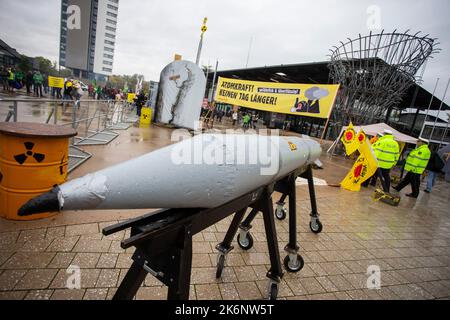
top-left (104, 47), bottom-right (114, 53)
top-left (106, 25), bottom-right (116, 32)
top-left (104, 54), bottom-right (114, 59)
top-left (107, 12), bottom-right (117, 18)
top-left (106, 18), bottom-right (117, 25)
top-left (103, 67), bottom-right (112, 72)
top-left (105, 33), bottom-right (115, 39)
top-left (105, 40), bottom-right (115, 45)
top-left (109, 0), bottom-right (119, 4)
top-left (107, 4), bottom-right (118, 10)
top-left (103, 60), bottom-right (113, 66)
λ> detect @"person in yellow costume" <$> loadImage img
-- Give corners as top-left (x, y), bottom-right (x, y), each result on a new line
top-left (371, 129), bottom-right (400, 193)
top-left (393, 137), bottom-right (431, 198)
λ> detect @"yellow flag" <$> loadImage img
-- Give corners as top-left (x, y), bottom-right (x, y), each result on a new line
top-left (341, 123), bottom-right (359, 155)
top-left (340, 136), bottom-right (378, 192)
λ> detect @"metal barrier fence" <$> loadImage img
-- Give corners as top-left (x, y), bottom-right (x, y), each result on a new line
top-left (0, 97), bottom-right (138, 172)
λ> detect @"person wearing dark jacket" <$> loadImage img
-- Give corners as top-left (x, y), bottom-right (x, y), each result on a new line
top-left (25, 71), bottom-right (34, 94)
top-left (134, 91), bottom-right (146, 117)
top-left (424, 149), bottom-right (446, 193)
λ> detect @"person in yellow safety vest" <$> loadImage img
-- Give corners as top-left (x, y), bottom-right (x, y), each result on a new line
top-left (371, 129), bottom-right (400, 193)
top-left (393, 137), bottom-right (431, 198)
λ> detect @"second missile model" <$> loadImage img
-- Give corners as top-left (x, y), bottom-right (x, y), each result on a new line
top-left (18, 133), bottom-right (322, 216)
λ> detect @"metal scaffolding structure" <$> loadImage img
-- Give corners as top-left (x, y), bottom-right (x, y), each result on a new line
top-left (328, 30), bottom-right (440, 132)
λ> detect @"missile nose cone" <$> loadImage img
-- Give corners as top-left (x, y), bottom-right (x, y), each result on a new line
top-left (17, 187), bottom-right (61, 216)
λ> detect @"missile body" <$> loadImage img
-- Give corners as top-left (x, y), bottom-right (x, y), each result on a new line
top-left (18, 134), bottom-right (321, 216)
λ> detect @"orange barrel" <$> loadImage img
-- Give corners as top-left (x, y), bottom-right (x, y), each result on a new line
top-left (0, 122), bottom-right (77, 220)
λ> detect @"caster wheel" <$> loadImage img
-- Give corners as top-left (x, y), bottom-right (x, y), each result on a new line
top-left (310, 219), bottom-right (323, 233)
top-left (283, 254), bottom-right (304, 272)
top-left (275, 207), bottom-right (287, 220)
top-left (216, 255), bottom-right (225, 279)
top-left (268, 282), bottom-right (278, 300)
top-left (237, 232), bottom-right (254, 250)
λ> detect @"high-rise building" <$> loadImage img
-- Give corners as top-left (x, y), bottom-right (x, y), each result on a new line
top-left (59, 0), bottom-right (119, 81)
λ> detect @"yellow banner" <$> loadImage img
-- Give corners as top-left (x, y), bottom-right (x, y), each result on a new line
top-left (127, 93), bottom-right (136, 103)
top-left (214, 77), bottom-right (339, 119)
top-left (48, 76), bottom-right (64, 89)
top-left (340, 135), bottom-right (378, 192)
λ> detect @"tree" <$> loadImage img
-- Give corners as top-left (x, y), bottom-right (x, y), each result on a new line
top-left (18, 55), bottom-right (32, 73)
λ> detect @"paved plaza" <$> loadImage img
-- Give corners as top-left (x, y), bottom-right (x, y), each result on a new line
top-left (0, 122), bottom-right (449, 300)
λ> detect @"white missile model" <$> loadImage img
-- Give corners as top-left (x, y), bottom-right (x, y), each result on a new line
top-left (18, 134), bottom-right (321, 216)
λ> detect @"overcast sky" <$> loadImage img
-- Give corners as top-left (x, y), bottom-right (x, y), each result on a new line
top-left (1, 0), bottom-right (449, 104)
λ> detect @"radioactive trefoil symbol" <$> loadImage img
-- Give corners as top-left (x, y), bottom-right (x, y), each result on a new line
top-left (14, 142), bottom-right (45, 165)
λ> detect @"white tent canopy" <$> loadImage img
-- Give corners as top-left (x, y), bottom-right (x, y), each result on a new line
top-left (327, 122), bottom-right (418, 154)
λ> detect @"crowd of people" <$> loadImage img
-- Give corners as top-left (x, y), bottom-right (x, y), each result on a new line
top-left (362, 129), bottom-right (449, 198)
top-left (1, 66), bottom-right (49, 97)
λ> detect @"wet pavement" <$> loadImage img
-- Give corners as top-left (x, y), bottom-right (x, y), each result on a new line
top-left (0, 93), bottom-right (449, 300)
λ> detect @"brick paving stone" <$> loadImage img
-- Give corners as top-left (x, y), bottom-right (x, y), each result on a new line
top-left (71, 253), bottom-right (101, 268)
top-left (48, 253), bottom-right (75, 269)
top-left (328, 275), bottom-right (355, 291)
top-left (51, 289), bottom-right (85, 300)
top-left (116, 253), bottom-right (133, 268)
top-left (202, 232), bottom-right (217, 242)
top-left (18, 238), bottom-right (53, 252)
top-left (65, 223), bottom-right (99, 236)
top-left (286, 279), bottom-right (307, 296)
top-left (189, 285), bottom-right (196, 300)
top-left (298, 277), bottom-right (326, 295)
top-left (107, 288), bottom-right (117, 300)
top-left (0, 232), bottom-right (19, 246)
top-left (135, 286), bottom-right (167, 300)
top-left (193, 253), bottom-right (213, 267)
top-left (342, 273), bottom-right (367, 290)
top-left (96, 269), bottom-right (120, 288)
top-left (50, 268), bottom-right (100, 289)
top-left (83, 288), bottom-right (108, 300)
top-left (0, 269), bottom-right (27, 290)
top-left (15, 269), bottom-right (58, 290)
top-left (46, 237), bottom-right (79, 252)
top-left (388, 284), bottom-right (435, 299)
top-left (334, 291), bottom-right (352, 300)
top-left (219, 283), bottom-right (239, 300)
top-left (241, 252), bottom-right (269, 265)
top-left (0, 252), bottom-right (14, 266)
top-left (307, 293), bottom-right (337, 300)
top-left (2, 252), bottom-right (55, 269)
top-left (417, 281), bottom-right (450, 299)
top-left (315, 276), bottom-right (339, 292)
top-left (46, 226), bottom-right (65, 239)
top-left (256, 279), bottom-right (294, 298)
top-left (17, 229), bottom-right (46, 242)
top-left (234, 266), bottom-right (259, 282)
top-left (96, 253), bottom-right (118, 268)
top-left (344, 289), bottom-right (369, 300)
top-left (0, 291), bottom-right (27, 300)
top-left (195, 283), bottom-right (222, 300)
top-left (24, 290), bottom-right (54, 300)
top-left (109, 240), bottom-right (126, 253)
top-left (73, 239), bottom-right (111, 253)
top-left (235, 281), bottom-right (263, 300)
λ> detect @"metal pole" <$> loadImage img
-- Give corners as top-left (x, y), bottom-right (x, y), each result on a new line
top-left (195, 18), bottom-right (207, 66)
top-left (419, 77), bottom-right (439, 139)
top-left (195, 33), bottom-right (203, 66)
top-left (13, 101), bottom-right (18, 122)
top-left (209, 60), bottom-right (219, 103)
top-left (429, 78), bottom-right (450, 141)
